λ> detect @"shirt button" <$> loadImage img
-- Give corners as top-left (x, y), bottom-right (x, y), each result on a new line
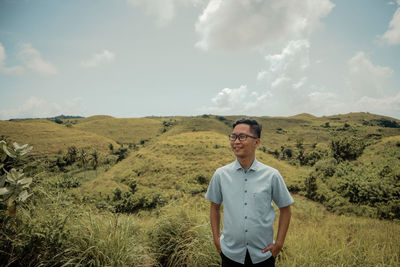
top-left (245, 216), bottom-right (247, 219)
top-left (245, 229), bottom-right (248, 232)
top-left (245, 178), bottom-right (248, 181)
top-left (244, 203), bottom-right (247, 205)
top-left (246, 243), bottom-right (249, 245)
top-left (244, 190), bottom-right (247, 193)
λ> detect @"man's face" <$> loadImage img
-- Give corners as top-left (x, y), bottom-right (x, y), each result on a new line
top-left (230, 123), bottom-right (260, 159)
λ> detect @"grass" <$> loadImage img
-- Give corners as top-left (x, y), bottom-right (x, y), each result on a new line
top-left (74, 116), bottom-right (163, 144)
top-left (278, 196), bottom-right (400, 267)
top-left (1, 112), bottom-right (400, 266)
top-left (0, 119), bottom-right (118, 155)
top-left (80, 130), bottom-right (308, 201)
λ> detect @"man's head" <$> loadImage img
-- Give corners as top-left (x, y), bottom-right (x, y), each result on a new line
top-left (232, 118), bottom-right (262, 138)
top-left (230, 118), bottom-right (261, 159)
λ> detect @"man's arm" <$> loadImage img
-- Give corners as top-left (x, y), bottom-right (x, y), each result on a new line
top-left (210, 202), bottom-right (222, 253)
top-left (262, 205), bottom-right (291, 257)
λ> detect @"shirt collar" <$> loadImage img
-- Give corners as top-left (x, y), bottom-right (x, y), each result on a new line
top-left (234, 158), bottom-right (259, 172)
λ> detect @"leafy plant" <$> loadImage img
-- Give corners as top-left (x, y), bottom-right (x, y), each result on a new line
top-left (0, 140), bottom-right (33, 216)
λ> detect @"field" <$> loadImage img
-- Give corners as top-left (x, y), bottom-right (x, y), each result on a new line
top-left (1, 113), bottom-right (400, 266)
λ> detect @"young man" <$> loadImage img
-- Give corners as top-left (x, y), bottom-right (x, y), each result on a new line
top-left (205, 118), bottom-right (293, 266)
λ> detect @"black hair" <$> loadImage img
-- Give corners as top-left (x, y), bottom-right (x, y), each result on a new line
top-left (232, 118), bottom-right (262, 138)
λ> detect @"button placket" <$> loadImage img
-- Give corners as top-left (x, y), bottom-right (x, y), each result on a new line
top-left (243, 172), bottom-right (249, 245)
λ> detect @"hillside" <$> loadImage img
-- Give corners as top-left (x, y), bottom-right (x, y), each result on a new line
top-left (80, 130), bottom-right (308, 199)
top-left (1, 112), bottom-right (400, 266)
top-left (73, 116), bottom-right (163, 144)
top-left (0, 119), bottom-right (118, 155)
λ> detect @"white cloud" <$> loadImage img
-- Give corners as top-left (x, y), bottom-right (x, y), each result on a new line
top-left (211, 85), bottom-right (248, 111)
top-left (17, 43), bottom-right (58, 76)
top-left (202, 43), bottom-right (400, 119)
top-left (347, 51), bottom-right (393, 98)
top-left (382, 2), bottom-right (400, 45)
top-left (0, 96), bottom-right (88, 120)
top-left (0, 43), bottom-right (24, 75)
top-left (127, 0), bottom-right (204, 26)
top-left (203, 39), bottom-right (313, 115)
top-left (263, 39), bottom-right (310, 85)
top-left (353, 93), bottom-right (400, 118)
top-left (81, 50), bottom-right (115, 68)
top-left (195, 0), bottom-right (334, 50)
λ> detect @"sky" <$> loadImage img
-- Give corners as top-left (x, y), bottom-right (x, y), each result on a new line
top-left (0, 0), bottom-right (400, 120)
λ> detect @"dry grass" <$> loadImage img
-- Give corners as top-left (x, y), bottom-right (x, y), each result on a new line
top-left (0, 119), bottom-right (118, 155)
top-left (74, 116), bottom-right (163, 144)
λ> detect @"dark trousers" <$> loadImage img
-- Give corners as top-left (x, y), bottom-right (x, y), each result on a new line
top-left (220, 250), bottom-right (275, 267)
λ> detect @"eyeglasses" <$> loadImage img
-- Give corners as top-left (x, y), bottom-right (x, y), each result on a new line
top-left (229, 134), bottom-right (258, 141)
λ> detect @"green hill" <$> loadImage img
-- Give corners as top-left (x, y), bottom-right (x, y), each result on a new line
top-left (74, 116), bottom-right (163, 144)
top-left (1, 112), bottom-right (400, 266)
top-left (0, 119), bottom-right (118, 155)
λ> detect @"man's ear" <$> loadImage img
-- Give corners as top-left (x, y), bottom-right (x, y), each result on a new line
top-left (255, 138), bottom-right (260, 147)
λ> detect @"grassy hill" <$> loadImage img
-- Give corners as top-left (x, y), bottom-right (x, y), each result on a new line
top-left (1, 112), bottom-right (400, 266)
top-left (80, 130), bottom-right (308, 200)
top-left (0, 119), bottom-right (118, 155)
top-left (73, 116), bottom-right (163, 144)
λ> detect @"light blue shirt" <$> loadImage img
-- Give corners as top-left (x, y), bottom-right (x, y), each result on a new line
top-left (205, 158), bottom-right (294, 264)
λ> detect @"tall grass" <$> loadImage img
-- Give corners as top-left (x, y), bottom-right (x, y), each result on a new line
top-left (148, 198), bottom-right (220, 267)
top-left (277, 196), bottom-right (400, 267)
top-left (59, 211), bottom-right (151, 266)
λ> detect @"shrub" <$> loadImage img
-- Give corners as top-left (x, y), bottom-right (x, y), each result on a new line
top-left (115, 147), bottom-right (129, 162)
top-left (330, 137), bottom-right (365, 161)
top-left (304, 174), bottom-right (318, 200)
top-left (314, 158), bottom-right (337, 178)
top-left (114, 190), bottom-right (167, 213)
top-left (0, 140), bottom-right (33, 216)
top-left (374, 118), bottom-right (400, 128)
top-left (64, 146), bottom-right (78, 165)
top-left (195, 174), bottom-right (208, 185)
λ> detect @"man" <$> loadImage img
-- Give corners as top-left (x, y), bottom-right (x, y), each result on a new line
top-left (205, 118), bottom-right (293, 266)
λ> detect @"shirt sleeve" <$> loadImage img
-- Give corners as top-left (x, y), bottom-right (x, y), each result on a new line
top-left (205, 171), bottom-right (223, 204)
top-left (271, 171), bottom-right (294, 208)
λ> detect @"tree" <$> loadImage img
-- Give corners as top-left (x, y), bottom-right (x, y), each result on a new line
top-left (90, 151), bottom-right (99, 170)
top-left (64, 146), bottom-right (78, 165)
top-left (79, 148), bottom-right (88, 168)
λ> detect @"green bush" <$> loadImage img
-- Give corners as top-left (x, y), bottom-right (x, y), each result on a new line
top-left (314, 158), bottom-right (337, 179)
top-left (114, 189), bottom-right (167, 213)
top-left (330, 137), bottom-right (365, 161)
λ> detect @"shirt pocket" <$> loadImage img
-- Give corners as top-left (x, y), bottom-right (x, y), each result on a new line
top-left (252, 188), bottom-right (271, 216)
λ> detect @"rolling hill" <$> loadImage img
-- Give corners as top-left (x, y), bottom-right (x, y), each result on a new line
top-left (0, 119), bottom-right (118, 155)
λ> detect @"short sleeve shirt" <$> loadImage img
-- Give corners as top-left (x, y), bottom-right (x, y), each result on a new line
top-left (205, 158), bottom-right (294, 264)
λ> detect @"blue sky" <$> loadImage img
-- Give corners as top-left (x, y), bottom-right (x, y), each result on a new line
top-left (1, 0), bottom-right (400, 119)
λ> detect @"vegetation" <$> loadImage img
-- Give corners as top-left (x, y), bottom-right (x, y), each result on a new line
top-left (0, 112), bottom-right (399, 266)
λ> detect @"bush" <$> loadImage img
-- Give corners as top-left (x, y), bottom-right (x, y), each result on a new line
top-left (374, 118), bottom-right (400, 128)
top-left (304, 174), bottom-right (318, 200)
top-left (330, 137), bottom-right (365, 161)
top-left (56, 175), bottom-right (81, 189)
top-left (314, 158), bottom-right (337, 178)
top-left (114, 190), bottom-right (167, 213)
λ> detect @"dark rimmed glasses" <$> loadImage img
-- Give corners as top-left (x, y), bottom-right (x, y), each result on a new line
top-left (229, 134), bottom-right (258, 141)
